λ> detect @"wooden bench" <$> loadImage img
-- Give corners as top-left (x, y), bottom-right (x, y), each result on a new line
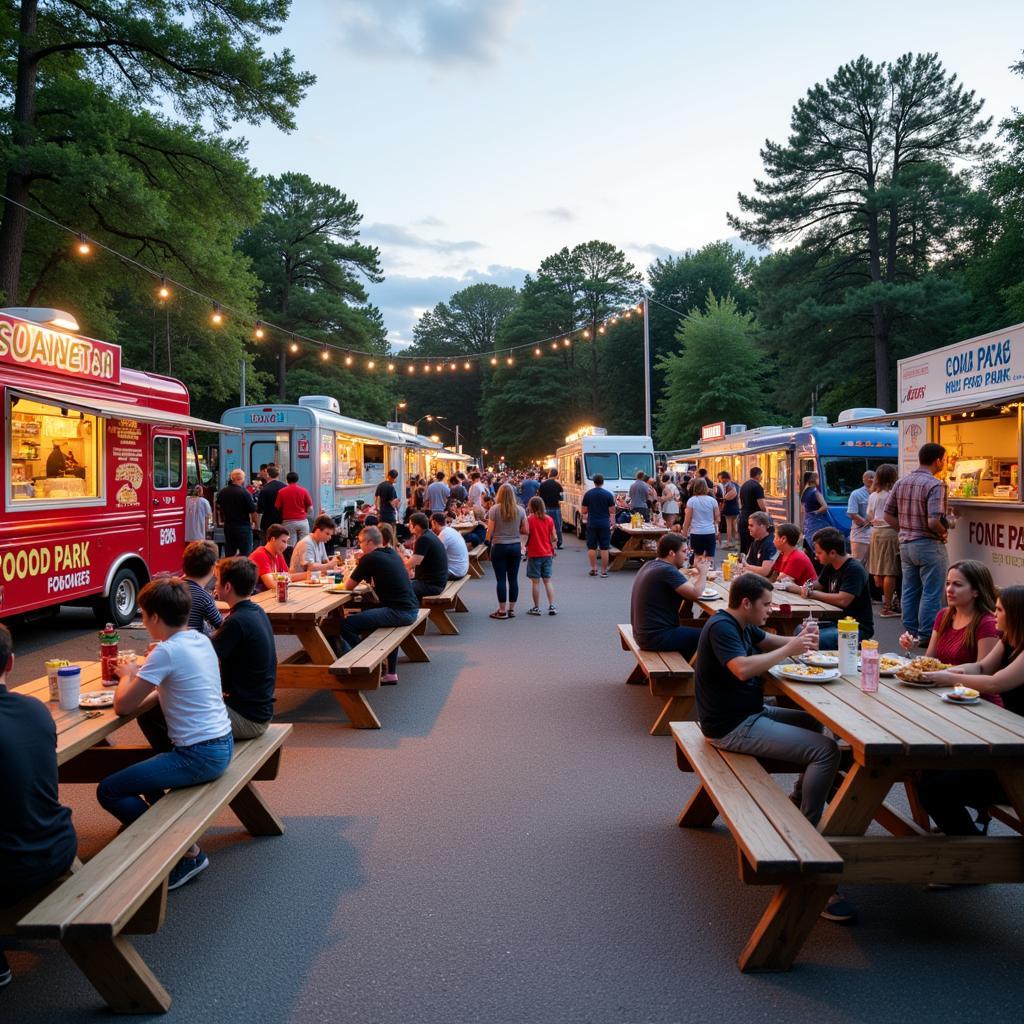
top-left (617, 624), bottom-right (695, 736)
top-left (420, 576), bottom-right (470, 635)
top-left (467, 543), bottom-right (487, 578)
top-left (16, 724), bottom-right (291, 1014)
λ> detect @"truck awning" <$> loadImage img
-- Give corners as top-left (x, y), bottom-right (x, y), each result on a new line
top-left (835, 397), bottom-right (1018, 427)
top-left (9, 386), bottom-right (239, 433)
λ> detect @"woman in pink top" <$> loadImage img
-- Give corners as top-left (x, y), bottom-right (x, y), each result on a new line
top-left (900, 559), bottom-right (1000, 702)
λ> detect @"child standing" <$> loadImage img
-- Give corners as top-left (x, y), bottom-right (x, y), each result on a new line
top-left (525, 496), bottom-right (558, 616)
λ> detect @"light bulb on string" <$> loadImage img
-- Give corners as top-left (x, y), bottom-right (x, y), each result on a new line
top-left (551, 342), bottom-right (558, 350)
top-left (435, 363), bottom-right (443, 373)
top-left (210, 304), bottom-right (223, 326)
top-left (321, 346), bottom-right (330, 361)
top-left (624, 310), bottom-right (632, 318)
top-left (157, 277), bottom-right (170, 301)
top-left (581, 329), bottom-right (590, 339)
top-left (289, 342), bottom-right (299, 353)
top-left (344, 354), bottom-right (353, 366)
top-left (253, 320), bottom-right (265, 340)
top-left (367, 360), bottom-right (375, 370)
top-left (635, 303), bottom-right (643, 313)
top-left (387, 362), bottom-right (395, 372)
top-left (563, 338), bottom-right (571, 347)
top-left (598, 326), bottom-right (605, 334)
top-left (534, 347), bottom-right (541, 356)
top-left (449, 362), bottom-right (457, 371)
top-left (424, 364), bottom-right (431, 373)
top-left (75, 233), bottom-right (91, 256)
top-left (407, 364), bottom-right (415, 374)
top-left (463, 361), bottom-right (471, 370)
top-left (506, 356), bottom-right (514, 365)
top-left (490, 356), bottom-right (498, 366)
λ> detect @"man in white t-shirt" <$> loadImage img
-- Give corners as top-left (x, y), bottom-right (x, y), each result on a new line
top-left (289, 514), bottom-right (339, 574)
top-left (430, 512), bottom-right (469, 579)
top-left (101, 579), bottom-right (233, 891)
top-left (468, 472), bottom-right (488, 508)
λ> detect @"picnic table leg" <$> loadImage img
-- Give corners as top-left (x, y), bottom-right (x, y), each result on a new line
top-left (739, 761), bottom-right (899, 972)
top-left (609, 539), bottom-right (637, 572)
top-left (331, 688), bottom-right (383, 729)
top-left (678, 784), bottom-right (719, 827)
top-left (399, 631), bottom-right (430, 663)
top-left (625, 664), bottom-right (646, 685)
top-left (62, 933), bottom-right (172, 1014)
top-left (454, 593), bottom-right (469, 613)
top-left (995, 768), bottom-right (1024, 822)
top-left (230, 782), bottom-right (286, 836)
top-left (297, 626), bottom-right (337, 665)
top-left (468, 559), bottom-right (483, 579)
top-left (428, 607), bottom-right (459, 636)
top-left (650, 696), bottom-right (694, 737)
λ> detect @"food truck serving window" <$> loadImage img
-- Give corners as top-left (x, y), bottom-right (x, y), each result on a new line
top-left (8, 395), bottom-right (101, 504)
top-left (937, 405), bottom-right (1020, 500)
top-left (336, 435), bottom-right (364, 485)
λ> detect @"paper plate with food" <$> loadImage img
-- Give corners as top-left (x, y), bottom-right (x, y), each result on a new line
top-left (800, 652), bottom-right (839, 668)
top-left (700, 588), bottom-right (721, 599)
top-left (895, 656), bottom-right (949, 686)
top-left (878, 654), bottom-right (911, 677)
top-left (80, 690), bottom-right (116, 708)
top-left (772, 663), bottom-right (841, 682)
top-left (941, 685), bottom-right (981, 706)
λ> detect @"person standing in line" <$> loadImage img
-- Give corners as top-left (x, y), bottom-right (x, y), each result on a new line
top-left (799, 471), bottom-right (832, 567)
top-left (274, 471), bottom-right (313, 551)
top-left (185, 485), bottom-right (212, 543)
top-left (846, 470), bottom-right (875, 564)
top-left (581, 473), bottom-right (616, 577)
top-left (375, 469), bottom-right (401, 526)
top-left (682, 477), bottom-right (720, 559)
top-left (216, 468), bottom-right (258, 557)
top-left (537, 467), bottom-right (564, 549)
top-left (737, 466), bottom-right (768, 553)
top-left (256, 464), bottom-right (286, 541)
top-left (341, 526), bottom-right (420, 685)
top-left (867, 463), bottom-right (901, 618)
top-left (660, 473), bottom-right (681, 527)
top-left (628, 471), bottom-right (651, 522)
top-left (426, 471), bottom-right (450, 513)
top-left (0, 624), bottom-right (78, 989)
top-left (718, 471), bottom-right (740, 549)
top-left (525, 496), bottom-right (559, 616)
top-left (884, 443), bottom-right (949, 649)
top-left (486, 483), bottom-right (527, 618)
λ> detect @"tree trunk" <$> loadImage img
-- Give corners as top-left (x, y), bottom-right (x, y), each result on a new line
top-left (0, 0), bottom-right (40, 303)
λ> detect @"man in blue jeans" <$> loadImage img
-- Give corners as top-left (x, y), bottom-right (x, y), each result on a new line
top-left (694, 573), bottom-right (853, 922)
top-left (884, 443), bottom-right (949, 648)
top-left (341, 526), bottom-right (419, 684)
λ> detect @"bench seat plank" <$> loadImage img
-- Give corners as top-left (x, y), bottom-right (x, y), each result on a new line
top-left (618, 624), bottom-right (695, 735)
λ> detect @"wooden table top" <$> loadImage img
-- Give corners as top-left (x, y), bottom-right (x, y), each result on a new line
top-left (251, 584), bottom-right (355, 623)
top-left (617, 524), bottom-right (669, 537)
top-left (699, 577), bottom-right (840, 620)
top-left (16, 662), bottom-right (140, 767)
top-left (767, 667), bottom-right (1024, 763)
top-left (450, 520), bottom-right (482, 532)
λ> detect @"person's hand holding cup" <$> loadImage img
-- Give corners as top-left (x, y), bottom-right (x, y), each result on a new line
top-left (785, 630), bottom-right (818, 658)
top-left (898, 631), bottom-right (918, 652)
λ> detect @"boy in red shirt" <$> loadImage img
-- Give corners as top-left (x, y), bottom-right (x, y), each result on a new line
top-left (250, 524), bottom-right (294, 591)
top-left (525, 496), bottom-right (559, 615)
top-left (771, 522), bottom-right (818, 588)
top-left (275, 471), bottom-right (313, 550)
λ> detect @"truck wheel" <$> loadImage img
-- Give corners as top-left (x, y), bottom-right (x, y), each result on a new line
top-left (93, 567), bottom-right (140, 626)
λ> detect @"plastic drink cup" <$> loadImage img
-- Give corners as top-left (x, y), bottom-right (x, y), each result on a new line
top-left (838, 617), bottom-right (859, 675)
top-left (46, 659), bottom-right (69, 701)
top-left (861, 640), bottom-right (880, 693)
top-left (99, 622), bottom-right (119, 683)
top-left (722, 560), bottom-right (732, 581)
top-left (311, 569), bottom-right (321, 584)
top-left (57, 665), bottom-right (82, 710)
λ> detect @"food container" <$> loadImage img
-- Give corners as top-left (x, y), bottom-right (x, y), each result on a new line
top-left (860, 639), bottom-right (880, 693)
top-left (99, 622), bottom-right (119, 683)
top-left (57, 665), bottom-right (82, 710)
top-left (46, 659), bottom-right (69, 701)
top-left (837, 617), bottom-right (859, 675)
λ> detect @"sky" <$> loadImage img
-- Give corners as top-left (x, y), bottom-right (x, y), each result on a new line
top-left (235, 0), bottom-right (1024, 349)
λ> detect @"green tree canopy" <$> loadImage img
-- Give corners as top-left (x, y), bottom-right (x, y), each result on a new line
top-left (730, 52), bottom-right (992, 408)
top-left (655, 292), bottom-right (770, 449)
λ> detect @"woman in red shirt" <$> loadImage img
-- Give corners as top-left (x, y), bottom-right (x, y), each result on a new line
top-left (901, 559), bottom-right (1000, 700)
top-left (525, 496), bottom-right (558, 616)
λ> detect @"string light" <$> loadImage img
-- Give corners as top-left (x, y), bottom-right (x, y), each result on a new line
top-left (344, 355), bottom-right (353, 366)
top-left (551, 342), bottom-right (558, 350)
top-left (388, 362), bottom-right (395, 372)
top-left (289, 342), bottom-right (299, 353)
top-left (75, 233), bottom-right (91, 256)
top-left (407, 364), bottom-right (415, 374)
top-left (490, 356), bottom-right (498, 366)
top-left (157, 277), bottom-right (170, 301)
top-left (534, 347), bottom-right (542, 356)
top-left (321, 346), bottom-right (330, 361)
top-left (210, 304), bottom-right (223, 326)
top-left (563, 338), bottom-right (571, 347)
top-left (581, 329), bottom-right (590, 339)
top-left (424, 364), bottom-right (431, 373)
top-left (449, 362), bottom-right (457, 371)
top-left (367, 359), bottom-right (375, 369)
top-left (598, 326), bottom-right (605, 334)
top-left (463, 361), bottom-right (471, 370)
top-left (506, 356), bottom-right (514, 365)
top-left (436, 363), bottom-right (443, 372)
top-left (253, 320), bottom-right (265, 340)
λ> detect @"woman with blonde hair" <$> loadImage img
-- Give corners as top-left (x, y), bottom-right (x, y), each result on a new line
top-left (485, 482), bottom-right (527, 619)
top-left (867, 463), bottom-right (901, 617)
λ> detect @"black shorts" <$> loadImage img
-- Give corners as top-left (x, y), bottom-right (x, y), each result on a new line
top-left (586, 524), bottom-right (611, 550)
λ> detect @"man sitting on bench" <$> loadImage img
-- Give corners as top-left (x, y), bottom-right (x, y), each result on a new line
top-left (630, 533), bottom-right (711, 661)
top-left (406, 512), bottom-right (448, 599)
top-left (430, 512), bottom-right (469, 579)
top-left (0, 624), bottom-right (78, 990)
top-left (693, 573), bottom-right (853, 923)
top-left (341, 526), bottom-right (420, 685)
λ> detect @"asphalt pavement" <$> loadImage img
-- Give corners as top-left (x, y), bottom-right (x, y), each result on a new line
top-left (3, 537), bottom-right (1020, 1024)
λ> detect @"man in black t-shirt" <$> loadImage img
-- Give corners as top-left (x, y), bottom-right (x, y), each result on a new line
top-left (212, 557), bottom-right (276, 738)
top-left (694, 574), bottom-right (838, 826)
top-left (375, 469), bottom-right (400, 524)
top-left (0, 624), bottom-right (78, 987)
top-left (257, 465), bottom-right (286, 539)
top-left (738, 467), bottom-right (768, 554)
top-left (630, 534), bottom-right (711, 660)
top-left (341, 526), bottom-right (420, 683)
top-left (804, 527), bottom-right (874, 649)
top-left (739, 512), bottom-right (779, 578)
top-left (217, 469), bottom-right (258, 556)
top-left (406, 512), bottom-right (448, 598)
top-left (537, 468), bottom-right (564, 549)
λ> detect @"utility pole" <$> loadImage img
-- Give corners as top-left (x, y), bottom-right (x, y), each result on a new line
top-left (240, 358), bottom-right (247, 407)
top-left (642, 295), bottom-right (652, 438)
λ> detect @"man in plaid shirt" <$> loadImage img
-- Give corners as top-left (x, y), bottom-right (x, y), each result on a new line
top-left (883, 443), bottom-right (949, 647)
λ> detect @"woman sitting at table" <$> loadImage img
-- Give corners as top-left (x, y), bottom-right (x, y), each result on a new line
top-left (899, 560), bottom-right (1000, 702)
top-left (919, 586), bottom-right (1024, 835)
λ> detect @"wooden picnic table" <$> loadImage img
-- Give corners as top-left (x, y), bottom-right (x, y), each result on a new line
top-left (686, 577), bottom-right (841, 636)
top-left (730, 666), bottom-right (1024, 970)
top-left (252, 582), bottom-right (356, 665)
top-left (609, 524), bottom-right (668, 571)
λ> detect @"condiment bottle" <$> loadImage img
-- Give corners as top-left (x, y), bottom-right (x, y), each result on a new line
top-left (99, 622), bottom-right (119, 683)
top-left (861, 639), bottom-right (880, 693)
top-left (837, 617), bottom-right (859, 675)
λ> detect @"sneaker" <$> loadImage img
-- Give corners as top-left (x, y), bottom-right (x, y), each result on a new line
top-left (548, 605), bottom-right (558, 615)
top-left (167, 850), bottom-right (209, 891)
top-left (527, 607), bottom-right (542, 616)
top-left (600, 571), bottom-right (608, 578)
top-left (879, 608), bottom-right (901, 618)
top-left (819, 893), bottom-right (855, 923)
top-left (381, 673), bottom-right (399, 684)
top-left (589, 569), bottom-right (598, 577)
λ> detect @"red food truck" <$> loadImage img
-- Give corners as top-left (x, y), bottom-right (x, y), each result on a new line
top-left (0, 307), bottom-right (232, 624)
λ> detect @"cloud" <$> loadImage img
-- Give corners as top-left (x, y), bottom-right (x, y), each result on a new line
top-left (363, 222), bottom-right (484, 254)
top-left (332, 0), bottom-right (523, 67)
top-left (369, 264), bottom-right (528, 348)
top-left (538, 206), bottom-right (575, 222)
top-left (417, 215), bottom-right (445, 227)
top-left (626, 241), bottom-right (692, 262)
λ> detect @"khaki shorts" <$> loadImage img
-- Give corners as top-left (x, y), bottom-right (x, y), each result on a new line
top-left (227, 705), bottom-right (271, 741)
